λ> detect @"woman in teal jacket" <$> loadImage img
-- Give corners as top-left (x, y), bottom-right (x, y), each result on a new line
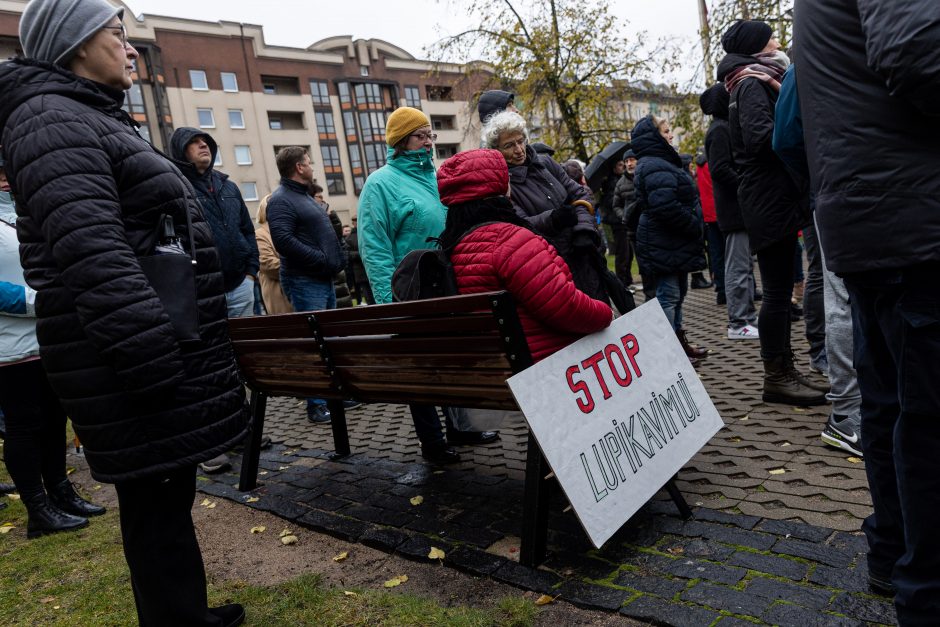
top-left (357, 107), bottom-right (498, 464)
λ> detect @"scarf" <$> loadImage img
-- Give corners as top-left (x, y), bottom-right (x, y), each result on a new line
top-left (725, 50), bottom-right (789, 94)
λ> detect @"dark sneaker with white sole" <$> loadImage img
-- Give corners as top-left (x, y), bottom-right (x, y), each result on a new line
top-left (821, 411), bottom-right (862, 456)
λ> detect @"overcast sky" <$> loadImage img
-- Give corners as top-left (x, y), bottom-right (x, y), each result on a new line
top-left (124, 0), bottom-right (704, 85)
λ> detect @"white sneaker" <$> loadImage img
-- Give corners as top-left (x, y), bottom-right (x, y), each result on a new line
top-left (728, 324), bottom-right (759, 340)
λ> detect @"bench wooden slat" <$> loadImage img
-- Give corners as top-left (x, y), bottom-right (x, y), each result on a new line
top-left (329, 352), bottom-right (510, 370)
top-left (338, 366), bottom-right (515, 389)
top-left (316, 313), bottom-right (499, 337)
top-left (311, 291), bottom-right (508, 323)
top-left (227, 312), bottom-right (313, 341)
top-left (323, 334), bottom-right (510, 355)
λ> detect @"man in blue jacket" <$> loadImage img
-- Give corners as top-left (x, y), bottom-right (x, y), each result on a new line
top-left (267, 146), bottom-right (346, 423)
top-left (171, 128), bottom-right (260, 318)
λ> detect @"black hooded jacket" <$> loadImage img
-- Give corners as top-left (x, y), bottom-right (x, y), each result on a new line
top-left (700, 84), bottom-right (745, 233)
top-left (0, 59), bottom-right (248, 483)
top-left (631, 116), bottom-right (706, 276)
top-left (477, 90), bottom-right (514, 123)
top-left (170, 128), bottom-right (259, 293)
top-left (794, 0), bottom-right (940, 273)
top-left (717, 53), bottom-right (809, 252)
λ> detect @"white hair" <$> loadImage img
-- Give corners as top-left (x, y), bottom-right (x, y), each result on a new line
top-left (481, 110), bottom-right (528, 149)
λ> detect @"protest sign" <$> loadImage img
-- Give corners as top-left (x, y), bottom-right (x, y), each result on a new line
top-left (507, 300), bottom-right (724, 548)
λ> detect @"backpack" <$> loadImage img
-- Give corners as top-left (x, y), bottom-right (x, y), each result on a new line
top-left (391, 245), bottom-right (458, 302)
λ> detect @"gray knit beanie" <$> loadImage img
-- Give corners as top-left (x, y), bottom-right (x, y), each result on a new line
top-left (20, 0), bottom-right (124, 66)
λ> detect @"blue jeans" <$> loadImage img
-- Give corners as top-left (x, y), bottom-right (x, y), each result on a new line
top-left (845, 263), bottom-right (940, 625)
top-left (225, 277), bottom-right (255, 319)
top-left (656, 272), bottom-right (687, 332)
top-left (280, 272), bottom-right (336, 410)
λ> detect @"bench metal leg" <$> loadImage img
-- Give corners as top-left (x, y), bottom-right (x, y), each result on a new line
top-left (666, 474), bottom-right (694, 520)
top-left (326, 399), bottom-right (350, 459)
top-left (238, 390), bottom-right (267, 492)
top-left (520, 433), bottom-right (551, 567)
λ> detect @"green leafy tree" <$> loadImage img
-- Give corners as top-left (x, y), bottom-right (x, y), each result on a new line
top-left (431, 0), bottom-right (669, 162)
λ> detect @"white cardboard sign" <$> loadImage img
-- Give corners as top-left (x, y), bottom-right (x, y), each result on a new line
top-left (507, 299), bottom-right (723, 548)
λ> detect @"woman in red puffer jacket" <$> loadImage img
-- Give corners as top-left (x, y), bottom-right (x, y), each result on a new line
top-left (437, 149), bottom-right (612, 361)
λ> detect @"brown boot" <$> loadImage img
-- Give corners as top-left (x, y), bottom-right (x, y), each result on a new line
top-left (762, 355), bottom-right (828, 406)
top-left (783, 353), bottom-right (830, 393)
top-left (677, 329), bottom-right (708, 359)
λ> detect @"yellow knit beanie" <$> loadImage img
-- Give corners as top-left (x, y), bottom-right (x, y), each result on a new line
top-left (385, 107), bottom-right (431, 147)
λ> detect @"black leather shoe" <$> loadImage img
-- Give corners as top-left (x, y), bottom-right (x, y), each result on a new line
top-left (24, 494), bottom-right (88, 539)
top-left (0, 482), bottom-right (16, 495)
top-left (421, 442), bottom-right (461, 465)
top-left (48, 479), bottom-right (106, 517)
top-left (446, 428), bottom-right (500, 446)
top-left (716, 292), bottom-right (727, 306)
top-left (690, 273), bottom-right (713, 289)
top-left (210, 603), bottom-right (246, 627)
top-left (306, 405), bottom-right (331, 423)
top-left (343, 400), bottom-right (362, 410)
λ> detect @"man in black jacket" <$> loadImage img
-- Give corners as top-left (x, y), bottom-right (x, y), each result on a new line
top-left (700, 83), bottom-right (758, 340)
top-left (268, 147), bottom-right (346, 423)
top-left (170, 128), bottom-right (260, 319)
top-left (795, 2), bottom-right (940, 619)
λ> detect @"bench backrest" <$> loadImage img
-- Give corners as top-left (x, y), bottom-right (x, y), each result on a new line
top-left (227, 291), bottom-right (531, 410)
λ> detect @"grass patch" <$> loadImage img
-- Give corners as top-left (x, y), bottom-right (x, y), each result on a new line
top-left (0, 470), bottom-right (537, 626)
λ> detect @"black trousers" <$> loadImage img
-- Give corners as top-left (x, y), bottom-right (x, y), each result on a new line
top-left (755, 234), bottom-right (797, 360)
top-left (611, 227), bottom-right (634, 286)
top-left (114, 466), bottom-right (221, 626)
top-left (0, 360), bottom-right (67, 499)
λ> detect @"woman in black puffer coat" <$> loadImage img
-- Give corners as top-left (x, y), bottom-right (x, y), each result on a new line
top-left (632, 115), bottom-right (708, 363)
top-left (0, 3), bottom-right (248, 623)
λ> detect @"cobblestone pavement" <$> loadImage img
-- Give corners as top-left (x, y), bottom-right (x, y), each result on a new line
top-left (201, 284), bottom-right (896, 626)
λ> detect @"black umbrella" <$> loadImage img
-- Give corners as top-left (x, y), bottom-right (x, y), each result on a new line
top-left (583, 141), bottom-right (630, 192)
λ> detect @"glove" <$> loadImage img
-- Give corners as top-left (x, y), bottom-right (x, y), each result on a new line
top-left (550, 204), bottom-right (578, 230)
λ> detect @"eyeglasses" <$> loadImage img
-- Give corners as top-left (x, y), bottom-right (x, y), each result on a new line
top-left (410, 132), bottom-right (438, 142)
top-left (499, 137), bottom-right (527, 151)
top-left (103, 24), bottom-right (128, 47)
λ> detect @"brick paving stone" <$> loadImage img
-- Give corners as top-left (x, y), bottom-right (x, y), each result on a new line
top-left (246, 495), bottom-right (309, 521)
top-left (828, 592), bottom-right (897, 624)
top-left (728, 550), bottom-right (809, 581)
top-left (808, 562), bottom-right (870, 594)
top-left (664, 538), bottom-right (737, 562)
top-left (670, 520), bottom-right (777, 551)
top-left (773, 538), bottom-right (853, 568)
top-left (619, 596), bottom-right (719, 627)
top-left (715, 617), bottom-right (768, 627)
top-left (445, 546), bottom-right (508, 576)
top-left (395, 536), bottom-right (454, 562)
top-left (756, 519), bottom-right (833, 542)
top-left (681, 581), bottom-right (771, 617)
top-left (745, 577), bottom-right (832, 609)
top-left (656, 556), bottom-right (747, 586)
top-left (691, 508), bottom-right (761, 530)
top-left (541, 552), bottom-right (619, 580)
top-left (491, 561), bottom-right (562, 594)
top-left (296, 509), bottom-right (370, 542)
top-left (613, 571), bottom-right (689, 599)
top-left (306, 494), bottom-right (350, 512)
top-left (359, 526), bottom-right (412, 552)
top-left (339, 504), bottom-right (412, 528)
top-left (828, 531), bottom-right (869, 556)
top-left (762, 602), bottom-right (863, 627)
top-left (556, 580), bottom-right (632, 611)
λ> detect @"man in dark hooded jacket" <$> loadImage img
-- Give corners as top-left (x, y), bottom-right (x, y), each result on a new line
top-left (171, 128), bottom-right (260, 319)
top-left (794, 1), bottom-right (940, 619)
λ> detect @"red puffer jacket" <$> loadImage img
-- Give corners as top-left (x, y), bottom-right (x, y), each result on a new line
top-left (451, 222), bottom-right (612, 361)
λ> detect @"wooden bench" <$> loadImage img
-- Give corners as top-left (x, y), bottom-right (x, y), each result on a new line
top-left (227, 290), bottom-right (692, 566)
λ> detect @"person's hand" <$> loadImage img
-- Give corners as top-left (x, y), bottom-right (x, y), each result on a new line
top-left (550, 204), bottom-right (578, 230)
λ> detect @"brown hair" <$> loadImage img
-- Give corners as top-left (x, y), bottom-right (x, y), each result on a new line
top-left (256, 194), bottom-right (272, 224)
top-left (275, 146), bottom-right (308, 178)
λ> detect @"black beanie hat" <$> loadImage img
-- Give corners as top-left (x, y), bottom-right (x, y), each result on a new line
top-left (721, 20), bottom-right (773, 55)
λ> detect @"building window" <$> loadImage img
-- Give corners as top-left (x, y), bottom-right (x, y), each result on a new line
top-left (221, 72), bottom-right (238, 92)
top-left (347, 144), bottom-right (362, 171)
top-left (137, 125), bottom-right (151, 143)
top-left (310, 80), bottom-right (330, 105)
top-left (426, 85), bottom-right (453, 101)
top-left (240, 182), bottom-right (258, 201)
top-left (125, 83), bottom-right (145, 115)
top-left (364, 143), bottom-right (386, 173)
top-left (436, 144), bottom-right (459, 160)
top-left (197, 108), bottom-right (215, 128)
top-left (354, 83), bottom-right (382, 105)
top-left (431, 115), bottom-right (456, 131)
top-left (234, 145), bottom-right (252, 165)
top-left (315, 111), bottom-right (335, 135)
top-left (360, 65), bottom-right (369, 77)
top-left (354, 175), bottom-right (365, 194)
top-left (262, 83), bottom-right (276, 95)
top-left (404, 86), bottom-right (421, 108)
top-left (320, 145), bottom-right (341, 170)
top-left (337, 82), bottom-right (350, 104)
top-left (269, 117), bottom-right (282, 130)
top-left (327, 175), bottom-right (346, 195)
top-left (189, 69), bottom-right (208, 90)
top-left (228, 109), bottom-right (245, 129)
top-left (214, 150), bottom-right (222, 167)
top-left (342, 111), bottom-right (356, 139)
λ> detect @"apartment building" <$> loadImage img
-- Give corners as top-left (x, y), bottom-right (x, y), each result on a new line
top-left (0, 0), bottom-right (485, 222)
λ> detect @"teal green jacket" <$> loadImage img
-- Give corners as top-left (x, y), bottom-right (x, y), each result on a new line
top-left (357, 147), bottom-right (447, 304)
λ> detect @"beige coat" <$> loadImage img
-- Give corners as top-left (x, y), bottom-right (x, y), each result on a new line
top-left (255, 223), bottom-right (294, 314)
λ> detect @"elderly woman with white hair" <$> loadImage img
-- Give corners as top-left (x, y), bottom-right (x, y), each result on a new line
top-left (482, 111), bottom-right (609, 302)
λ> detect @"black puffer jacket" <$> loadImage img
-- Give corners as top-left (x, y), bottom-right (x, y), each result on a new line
top-left (0, 59), bottom-right (248, 483)
top-left (793, 0), bottom-right (940, 273)
top-left (611, 173), bottom-right (636, 232)
top-left (700, 84), bottom-right (745, 233)
top-left (717, 54), bottom-right (810, 252)
top-left (508, 145), bottom-right (605, 301)
top-left (631, 116), bottom-right (706, 277)
top-left (170, 127), bottom-right (260, 293)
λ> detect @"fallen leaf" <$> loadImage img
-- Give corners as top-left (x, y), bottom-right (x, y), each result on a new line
top-left (769, 468), bottom-right (786, 475)
top-left (780, 442), bottom-right (792, 447)
top-left (343, 591), bottom-right (358, 596)
top-left (535, 594), bottom-right (558, 606)
top-left (739, 415), bottom-right (749, 421)
top-left (409, 496), bottom-right (424, 506)
top-left (53, 606), bottom-right (60, 610)
top-left (258, 471), bottom-right (268, 476)
top-left (279, 529), bottom-right (293, 537)
top-left (728, 437), bottom-right (742, 443)
top-left (250, 526), bottom-right (266, 534)
top-left (793, 407), bottom-right (806, 413)
top-left (383, 577), bottom-right (403, 588)
top-left (847, 457), bottom-right (863, 464)
top-left (432, 470), bottom-right (444, 475)
top-left (200, 498), bottom-right (212, 506)
top-left (0, 526), bottom-right (14, 534)
top-left (667, 546), bottom-right (685, 555)
top-left (66, 467), bottom-right (75, 475)
top-left (278, 466), bottom-right (289, 471)
top-left (93, 485), bottom-right (102, 491)
top-left (333, 551), bottom-right (349, 562)
top-left (280, 534), bottom-right (298, 545)
top-left (245, 496), bottom-right (260, 503)
top-left (427, 547), bottom-right (446, 560)
top-left (39, 597), bottom-right (55, 604)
